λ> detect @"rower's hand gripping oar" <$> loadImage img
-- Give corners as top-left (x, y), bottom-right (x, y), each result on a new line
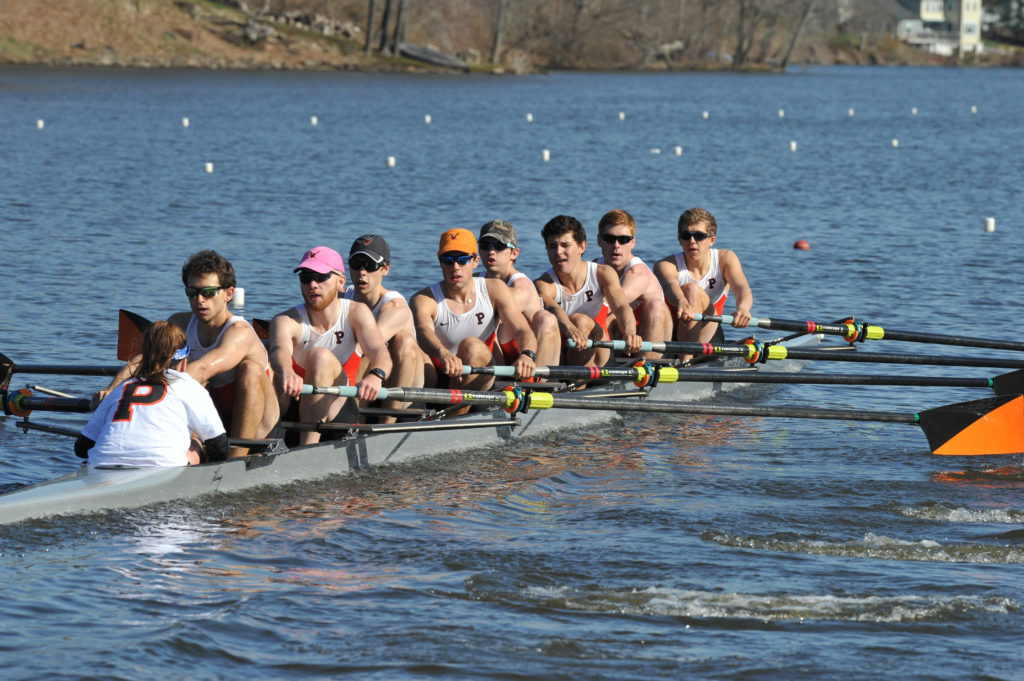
top-left (301, 384), bottom-right (1024, 456)
top-left (696, 313), bottom-right (1024, 353)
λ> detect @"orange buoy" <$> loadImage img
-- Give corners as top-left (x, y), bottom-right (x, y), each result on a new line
top-left (793, 239), bottom-right (810, 250)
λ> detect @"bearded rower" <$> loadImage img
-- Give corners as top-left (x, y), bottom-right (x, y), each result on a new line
top-left (269, 246), bottom-right (391, 444)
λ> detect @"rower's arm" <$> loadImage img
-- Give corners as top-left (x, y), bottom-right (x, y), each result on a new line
top-left (268, 311), bottom-right (303, 397)
top-left (720, 249), bottom-right (752, 327)
top-left (487, 279), bottom-right (537, 379)
top-left (351, 302), bottom-right (393, 401)
top-left (597, 265), bottom-right (640, 351)
top-left (185, 323), bottom-right (254, 386)
top-left (533, 276), bottom-right (574, 332)
top-left (410, 290), bottom-right (450, 361)
top-left (654, 258), bottom-right (686, 316)
top-left (374, 298), bottom-right (414, 343)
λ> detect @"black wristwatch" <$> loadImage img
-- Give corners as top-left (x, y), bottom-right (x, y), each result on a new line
top-left (520, 349), bottom-right (537, 361)
top-left (368, 367), bottom-right (387, 381)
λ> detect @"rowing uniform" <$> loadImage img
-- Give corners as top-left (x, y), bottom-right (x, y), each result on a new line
top-left (674, 248), bottom-right (729, 315)
top-left (185, 314), bottom-right (270, 423)
top-left (82, 370), bottom-right (225, 468)
top-left (498, 272), bottom-right (541, 360)
top-left (545, 261), bottom-right (610, 333)
top-left (594, 255), bottom-right (663, 321)
top-left (429, 277), bottom-right (497, 360)
top-left (289, 300), bottom-right (362, 386)
top-left (343, 287), bottom-right (405, 319)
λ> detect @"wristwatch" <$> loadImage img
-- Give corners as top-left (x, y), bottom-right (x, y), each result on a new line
top-left (520, 349), bottom-right (537, 361)
top-left (368, 367), bottom-right (387, 381)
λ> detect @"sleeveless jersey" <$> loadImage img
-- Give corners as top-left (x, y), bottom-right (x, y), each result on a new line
top-left (343, 287), bottom-right (405, 318)
top-left (429, 277), bottom-right (497, 354)
top-left (545, 261), bottom-right (608, 319)
top-left (675, 248), bottom-right (729, 315)
top-left (595, 255), bottom-right (664, 309)
top-left (82, 370), bottom-right (225, 468)
top-left (185, 314), bottom-right (265, 389)
top-left (291, 299), bottom-right (361, 385)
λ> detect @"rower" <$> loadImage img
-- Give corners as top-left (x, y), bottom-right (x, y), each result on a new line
top-left (592, 209), bottom-right (672, 359)
top-left (411, 228), bottom-right (537, 400)
top-left (269, 246), bottom-right (391, 444)
top-left (343, 233), bottom-right (427, 423)
top-left (654, 207), bottom-right (752, 361)
top-left (534, 215), bottom-right (642, 367)
top-left (477, 219), bottom-right (560, 367)
top-left (77, 321), bottom-right (228, 466)
top-left (97, 250), bottom-right (278, 458)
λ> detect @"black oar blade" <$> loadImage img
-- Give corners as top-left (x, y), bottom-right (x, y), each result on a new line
top-left (117, 309), bottom-right (152, 361)
top-left (991, 370), bottom-right (1024, 396)
top-left (253, 318), bottom-right (271, 342)
top-left (919, 395), bottom-right (1024, 456)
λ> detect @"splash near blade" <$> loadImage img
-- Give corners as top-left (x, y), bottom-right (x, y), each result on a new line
top-left (920, 395), bottom-right (1024, 455)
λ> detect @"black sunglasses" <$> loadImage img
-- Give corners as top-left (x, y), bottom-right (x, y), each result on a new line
top-left (679, 230), bottom-right (711, 242)
top-left (439, 253), bottom-right (475, 266)
top-left (599, 233), bottom-right (634, 245)
top-left (185, 286), bottom-right (224, 299)
top-left (298, 270), bottom-right (333, 285)
top-left (479, 239), bottom-right (510, 252)
top-left (349, 255), bottom-right (385, 272)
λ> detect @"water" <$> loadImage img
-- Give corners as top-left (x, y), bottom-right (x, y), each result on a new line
top-left (2, 65), bottom-right (1024, 680)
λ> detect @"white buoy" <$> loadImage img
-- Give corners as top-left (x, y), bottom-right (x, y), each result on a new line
top-left (542, 149), bottom-right (550, 162)
top-left (971, 105), bottom-right (978, 114)
top-left (789, 140), bottom-right (797, 152)
top-left (618, 112), bottom-right (626, 120)
top-left (778, 109), bottom-right (785, 118)
top-left (310, 115), bottom-right (318, 126)
top-left (848, 108), bottom-right (855, 117)
top-left (526, 113), bottom-right (533, 122)
top-left (424, 114), bottom-right (432, 124)
top-left (204, 162), bottom-right (214, 173)
top-left (911, 107), bottom-right (918, 115)
top-left (650, 148), bottom-right (661, 155)
top-left (891, 138), bottom-right (899, 148)
top-left (673, 146), bottom-right (682, 156)
top-left (231, 287), bottom-right (245, 307)
top-left (702, 111), bottom-right (709, 120)
top-left (984, 217), bottom-right (996, 232)
top-left (386, 156), bottom-right (396, 168)
top-left (182, 117), bottom-right (190, 128)
top-left (36, 119), bottom-right (44, 129)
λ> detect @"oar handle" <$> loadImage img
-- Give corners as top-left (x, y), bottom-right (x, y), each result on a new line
top-left (567, 338), bottom-right (656, 352)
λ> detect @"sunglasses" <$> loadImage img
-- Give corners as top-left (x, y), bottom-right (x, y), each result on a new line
top-left (349, 255), bottom-right (385, 272)
top-left (679, 230), bottom-right (711, 242)
top-left (185, 286), bottom-right (224, 299)
top-left (599, 233), bottom-right (634, 245)
top-left (479, 239), bottom-right (510, 252)
top-left (439, 253), bottom-right (475, 266)
top-left (298, 270), bottom-right (333, 285)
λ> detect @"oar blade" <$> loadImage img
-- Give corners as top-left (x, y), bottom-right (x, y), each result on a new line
top-left (991, 369), bottom-right (1024, 396)
top-left (919, 395), bottom-right (1024, 456)
top-left (0, 353), bottom-right (13, 392)
top-left (253, 318), bottom-right (271, 341)
top-left (117, 309), bottom-right (152, 361)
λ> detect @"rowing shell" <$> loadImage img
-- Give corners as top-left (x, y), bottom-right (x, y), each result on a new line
top-left (0, 334), bottom-right (822, 525)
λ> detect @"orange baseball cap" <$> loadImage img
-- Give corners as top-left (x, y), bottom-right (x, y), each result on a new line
top-left (437, 228), bottom-right (477, 255)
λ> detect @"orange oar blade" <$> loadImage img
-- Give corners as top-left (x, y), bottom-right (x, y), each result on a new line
top-left (117, 309), bottom-right (152, 361)
top-left (919, 395), bottom-right (1024, 455)
top-left (253, 318), bottom-right (271, 341)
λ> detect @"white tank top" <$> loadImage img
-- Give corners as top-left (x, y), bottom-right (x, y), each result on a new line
top-left (82, 370), bottom-right (225, 468)
top-left (675, 248), bottom-right (729, 314)
top-left (595, 255), bottom-right (662, 309)
top-left (291, 299), bottom-right (360, 370)
top-left (505, 272), bottom-right (542, 306)
top-left (343, 287), bottom-right (405, 318)
top-left (429, 277), bottom-right (497, 354)
top-left (185, 314), bottom-right (261, 389)
top-left (545, 261), bottom-right (606, 318)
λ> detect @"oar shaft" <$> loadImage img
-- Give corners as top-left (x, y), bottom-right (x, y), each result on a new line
top-left (699, 314), bottom-right (1024, 353)
top-left (4, 392), bottom-right (93, 415)
top-left (661, 369), bottom-right (997, 389)
top-left (7, 365), bottom-right (122, 376)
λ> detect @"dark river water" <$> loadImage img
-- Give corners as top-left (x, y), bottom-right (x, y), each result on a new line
top-left (1, 65), bottom-right (1023, 680)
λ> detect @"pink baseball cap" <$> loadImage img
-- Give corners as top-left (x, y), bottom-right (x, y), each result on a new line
top-left (294, 246), bottom-right (345, 275)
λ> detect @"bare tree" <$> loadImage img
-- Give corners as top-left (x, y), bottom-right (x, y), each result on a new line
top-left (492, 0), bottom-right (508, 63)
top-left (393, 0), bottom-right (409, 49)
top-left (378, 0), bottom-right (395, 53)
top-left (364, 0), bottom-right (377, 54)
top-left (780, 0), bottom-right (814, 69)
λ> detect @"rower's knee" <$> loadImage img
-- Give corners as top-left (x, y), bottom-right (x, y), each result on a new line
top-left (533, 310), bottom-right (559, 338)
top-left (306, 347), bottom-right (344, 384)
top-left (457, 337), bottom-right (492, 365)
top-left (390, 332), bottom-right (418, 364)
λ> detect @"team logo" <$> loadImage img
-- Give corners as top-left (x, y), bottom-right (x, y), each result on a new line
top-left (360, 237), bottom-right (373, 246)
top-left (584, 290), bottom-right (594, 302)
top-left (708, 277), bottom-right (716, 289)
top-left (475, 313), bottom-right (486, 325)
top-left (335, 331), bottom-right (345, 343)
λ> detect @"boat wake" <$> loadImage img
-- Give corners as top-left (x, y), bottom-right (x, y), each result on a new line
top-left (702, 530), bottom-right (1024, 564)
top-left (464, 580), bottom-right (1018, 623)
top-left (897, 502), bottom-right (1024, 524)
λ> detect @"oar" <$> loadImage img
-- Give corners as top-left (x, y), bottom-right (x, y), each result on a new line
top-left (462, 364), bottom-right (1024, 396)
top-left (581, 339), bottom-right (1024, 370)
top-left (696, 313), bottom-right (1024, 353)
top-left (302, 384), bottom-right (1024, 456)
top-left (117, 308), bottom-right (152, 361)
top-left (0, 352), bottom-right (121, 383)
top-left (3, 388), bottom-right (93, 417)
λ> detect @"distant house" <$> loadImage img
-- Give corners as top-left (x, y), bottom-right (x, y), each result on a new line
top-left (897, 0), bottom-right (984, 55)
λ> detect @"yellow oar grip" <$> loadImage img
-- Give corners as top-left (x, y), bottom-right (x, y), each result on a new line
top-left (865, 326), bottom-right (885, 340)
top-left (765, 345), bottom-right (789, 361)
top-left (529, 392), bottom-right (554, 410)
